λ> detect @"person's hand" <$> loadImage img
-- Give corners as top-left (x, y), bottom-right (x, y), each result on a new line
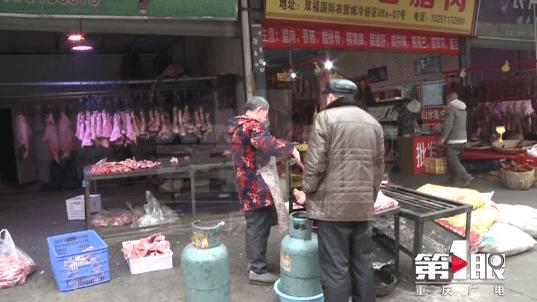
top-left (293, 188), bottom-right (306, 205)
top-left (291, 148), bottom-right (304, 169)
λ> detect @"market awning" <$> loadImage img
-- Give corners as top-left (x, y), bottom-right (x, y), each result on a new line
top-left (0, 0), bottom-right (240, 37)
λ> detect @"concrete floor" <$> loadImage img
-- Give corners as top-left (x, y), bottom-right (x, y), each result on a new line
top-left (1, 172), bottom-right (536, 301)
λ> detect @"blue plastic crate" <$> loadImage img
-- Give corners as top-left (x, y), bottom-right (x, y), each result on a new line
top-left (47, 230), bottom-right (110, 292)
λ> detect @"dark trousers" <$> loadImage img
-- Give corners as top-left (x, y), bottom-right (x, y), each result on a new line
top-left (317, 221), bottom-right (376, 302)
top-left (446, 143), bottom-right (472, 184)
top-left (244, 206), bottom-right (274, 274)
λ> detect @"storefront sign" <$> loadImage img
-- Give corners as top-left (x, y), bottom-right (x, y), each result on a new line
top-left (421, 106), bottom-right (445, 133)
top-left (265, 0), bottom-right (477, 35)
top-left (0, 0), bottom-right (237, 19)
top-left (475, 1), bottom-right (535, 41)
top-left (414, 135), bottom-right (440, 173)
top-left (263, 22), bottom-right (460, 54)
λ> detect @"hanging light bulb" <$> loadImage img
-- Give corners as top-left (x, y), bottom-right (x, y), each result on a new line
top-left (501, 60), bottom-right (511, 73)
top-left (72, 43), bottom-right (93, 52)
top-left (290, 70), bottom-right (297, 79)
top-left (67, 33), bottom-right (85, 42)
top-left (324, 60), bottom-right (333, 70)
top-left (69, 20), bottom-right (93, 52)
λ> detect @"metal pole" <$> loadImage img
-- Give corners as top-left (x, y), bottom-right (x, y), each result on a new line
top-left (241, 0), bottom-right (255, 97)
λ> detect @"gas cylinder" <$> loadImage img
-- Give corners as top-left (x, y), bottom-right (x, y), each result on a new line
top-left (181, 221), bottom-right (229, 302)
top-left (280, 211), bottom-right (322, 297)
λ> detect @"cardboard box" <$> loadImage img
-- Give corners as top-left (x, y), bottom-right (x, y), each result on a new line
top-left (121, 240), bottom-right (173, 275)
top-left (65, 194), bottom-right (101, 220)
top-left (425, 158), bottom-right (447, 175)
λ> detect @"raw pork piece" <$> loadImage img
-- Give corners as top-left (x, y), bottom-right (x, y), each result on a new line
top-left (172, 106), bottom-right (179, 134)
top-left (81, 113), bottom-right (93, 147)
top-left (120, 111), bottom-right (128, 136)
top-left (204, 112), bottom-right (212, 133)
top-left (43, 113), bottom-right (60, 163)
top-left (158, 112), bottom-right (173, 140)
top-left (193, 108), bottom-right (202, 136)
top-left (147, 110), bottom-right (155, 133)
top-left (102, 112), bottom-right (113, 138)
top-left (75, 112), bottom-right (85, 142)
top-left (122, 233), bottom-right (171, 259)
top-left (198, 107), bottom-right (207, 132)
top-left (15, 114), bottom-right (33, 159)
top-left (183, 106), bottom-right (195, 134)
top-left (58, 112), bottom-right (74, 159)
top-left (131, 112), bottom-right (140, 137)
top-left (177, 109), bottom-right (186, 136)
top-left (125, 111), bottom-right (137, 143)
top-left (95, 111), bottom-right (103, 138)
top-left (138, 110), bottom-right (148, 138)
top-left (109, 112), bottom-right (122, 143)
top-left (90, 111), bottom-right (97, 141)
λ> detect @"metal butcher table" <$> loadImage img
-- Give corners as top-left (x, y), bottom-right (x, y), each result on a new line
top-left (83, 158), bottom-right (234, 227)
top-left (380, 185), bottom-right (473, 284)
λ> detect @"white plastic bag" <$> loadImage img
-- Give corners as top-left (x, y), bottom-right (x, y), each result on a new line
top-left (260, 157), bottom-right (288, 234)
top-left (497, 204), bottom-right (537, 237)
top-left (133, 191), bottom-right (180, 227)
top-left (477, 223), bottom-right (536, 256)
top-left (0, 229), bottom-right (36, 288)
top-left (528, 146), bottom-right (537, 158)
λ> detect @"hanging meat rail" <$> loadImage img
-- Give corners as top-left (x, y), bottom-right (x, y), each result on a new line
top-left (0, 76), bottom-right (216, 102)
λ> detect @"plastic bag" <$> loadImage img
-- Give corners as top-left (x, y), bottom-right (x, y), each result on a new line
top-left (497, 204), bottom-right (537, 238)
top-left (0, 229), bottom-right (36, 288)
top-left (260, 157), bottom-right (288, 234)
top-left (374, 191), bottom-right (399, 213)
top-left (132, 191), bottom-right (180, 227)
top-left (477, 222), bottom-right (536, 256)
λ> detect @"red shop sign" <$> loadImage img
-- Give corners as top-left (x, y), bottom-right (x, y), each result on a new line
top-left (413, 135), bottom-right (441, 174)
top-left (263, 22), bottom-right (460, 55)
top-left (421, 106), bottom-right (445, 134)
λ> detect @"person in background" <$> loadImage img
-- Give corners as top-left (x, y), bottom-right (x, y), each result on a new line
top-left (440, 92), bottom-right (473, 187)
top-left (227, 96), bottom-right (301, 285)
top-left (302, 79), bottom-right (384, 302)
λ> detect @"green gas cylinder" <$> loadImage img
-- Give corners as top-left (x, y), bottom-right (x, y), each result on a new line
top-left (280, 211), bottom-right (322, 297)
top-left (181, 221), bottom-right (229, 302)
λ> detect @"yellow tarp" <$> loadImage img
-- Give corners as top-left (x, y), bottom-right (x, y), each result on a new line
top-left (437, 205), bottom-right (500, 235)
top-left (417, 184), bottom-right (485, 210)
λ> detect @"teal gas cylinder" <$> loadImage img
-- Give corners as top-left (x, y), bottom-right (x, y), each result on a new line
top-left (280, 211), bottom-right (322, 297)
top-left (181, 221), bottom-right (229, 302)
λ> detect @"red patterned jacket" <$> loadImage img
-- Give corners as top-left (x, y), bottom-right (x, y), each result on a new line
top-left (227, 115), bottom-right (293, 211)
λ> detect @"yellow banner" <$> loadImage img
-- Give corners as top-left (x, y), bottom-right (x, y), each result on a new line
top-left (266, 0), bottom-right (477, 35)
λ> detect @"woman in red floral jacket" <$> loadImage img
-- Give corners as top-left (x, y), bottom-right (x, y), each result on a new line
top-left (227, 96), bottom-right (300, 285)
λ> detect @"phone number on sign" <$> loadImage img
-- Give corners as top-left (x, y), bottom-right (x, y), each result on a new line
top-left (4, 0), bottom-right (100, 6)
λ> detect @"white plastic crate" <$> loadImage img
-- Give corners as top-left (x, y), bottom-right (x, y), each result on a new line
top-left (121, 240), bottom-right (173, 275)
top-left (66, 194), bottom-right (102, 220)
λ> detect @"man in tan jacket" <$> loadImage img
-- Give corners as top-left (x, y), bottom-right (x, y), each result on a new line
top-left (303, 79), bottom-right (384, 302)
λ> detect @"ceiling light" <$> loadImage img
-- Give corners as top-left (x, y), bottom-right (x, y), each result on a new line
top-left (67, 34), bottom-right (85, 42)
top-left (290, 71), bottom-right (297, 79)
top-left (72, 44), bottom-right (93, 52)
top-left (324, 60), bottom-right (333, 70)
